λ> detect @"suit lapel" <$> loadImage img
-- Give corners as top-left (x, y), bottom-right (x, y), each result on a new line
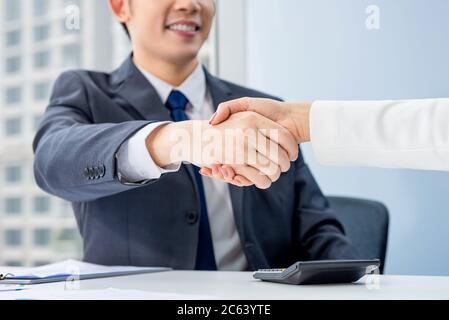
top-left (205, 69), bottom-right (247, 243)
top-left (111, 56), bottom-right (172, 122)
top-left (204, 68), bottom-right (233, 112)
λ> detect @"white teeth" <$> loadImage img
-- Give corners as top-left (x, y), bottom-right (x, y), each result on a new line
top-left (169, 24), bottom-right (197, 32)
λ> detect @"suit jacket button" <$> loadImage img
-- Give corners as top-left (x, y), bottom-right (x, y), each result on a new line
top-left (99, 165), bottom-right (105, 178)
top-left (84, 168), bottom-right (90, 179)
top-left (186, 211), bottom-right (199, 225)
top-left (93, 167), bottom-right (100, 179)
top-left (88, 167), bottom-right (94, 180)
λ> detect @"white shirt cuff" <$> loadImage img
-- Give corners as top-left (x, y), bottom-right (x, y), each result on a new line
top-left (116, 122), bottom-right (181, 182)
top-left (309, 101), bottom-right (345, 165)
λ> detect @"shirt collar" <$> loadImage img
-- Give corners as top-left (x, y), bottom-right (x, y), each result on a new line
top-left (136, 63), bottom-right (206, 112)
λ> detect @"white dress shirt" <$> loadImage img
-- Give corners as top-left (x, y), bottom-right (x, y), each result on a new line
top-left (117, 63), bottom-right (248, 271)
top-left (310, 98), bottom-right (449, 171)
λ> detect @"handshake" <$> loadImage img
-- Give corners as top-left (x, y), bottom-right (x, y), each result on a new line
top-left (147, 98), bottom-right (312, 189)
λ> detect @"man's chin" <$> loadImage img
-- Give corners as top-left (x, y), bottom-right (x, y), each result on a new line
top-left (165, 51), bottom-right (201, 66)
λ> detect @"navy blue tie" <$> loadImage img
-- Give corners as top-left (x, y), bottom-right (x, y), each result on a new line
top-left (165, 90), bottom-right (217, 270)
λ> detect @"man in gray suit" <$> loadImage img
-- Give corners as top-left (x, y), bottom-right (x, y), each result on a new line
top-left (33, 0), bottom-right (358, 270)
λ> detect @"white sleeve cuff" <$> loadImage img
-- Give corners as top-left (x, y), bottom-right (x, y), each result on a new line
top-left (310, 101), bottom-right (347, 165)
top-left (116, 122), bottom-right (182, 182)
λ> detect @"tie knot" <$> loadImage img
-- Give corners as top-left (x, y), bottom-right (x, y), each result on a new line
top-left (166, 90), bottom-right (189, 112)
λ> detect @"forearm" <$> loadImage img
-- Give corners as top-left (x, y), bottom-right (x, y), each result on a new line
top-left (33, 115), bottom-right (151, 202)
top-left (146, 122), bottom-right (181, 168)
top-left (146, 120), bottom-right (208, 167)
top-left (309, 98), bottom-right (449, 170)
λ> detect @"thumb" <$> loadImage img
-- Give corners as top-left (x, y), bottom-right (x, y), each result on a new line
top-left (209, 98), bottom-right (251, 125)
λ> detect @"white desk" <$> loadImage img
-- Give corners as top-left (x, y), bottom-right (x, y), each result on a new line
top-left (1, 271), bottom-right (449, 300)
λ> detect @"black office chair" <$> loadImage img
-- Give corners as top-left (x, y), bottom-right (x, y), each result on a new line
top-left (327, 196), bottom-right (389, 274)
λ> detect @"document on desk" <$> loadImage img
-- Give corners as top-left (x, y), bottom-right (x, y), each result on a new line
top-left (0, 259), bottom-right (171, 285)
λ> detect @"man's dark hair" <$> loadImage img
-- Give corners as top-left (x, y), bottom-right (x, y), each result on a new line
top-left (121, 22), bottom-right (130, 38)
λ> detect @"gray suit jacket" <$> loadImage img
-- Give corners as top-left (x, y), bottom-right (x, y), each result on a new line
top-left (33, 56), bottom-right (358, 270)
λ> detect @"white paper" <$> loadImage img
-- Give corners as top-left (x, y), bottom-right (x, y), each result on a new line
top-left (1, 259), bottom-right (169, 279)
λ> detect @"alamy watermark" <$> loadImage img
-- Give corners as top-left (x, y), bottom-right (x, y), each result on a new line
top-left (364, 264), bottom-right (381, 290)
top-left (65, 4), bottom-right (81, 31)
top-left (64, 264), bottom-right (80, 291)
top-left (366, 5), bottom-right (381, 30)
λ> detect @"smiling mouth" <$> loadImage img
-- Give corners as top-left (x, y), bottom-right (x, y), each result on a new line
top-left (166, 23), bottom-right (201, 32)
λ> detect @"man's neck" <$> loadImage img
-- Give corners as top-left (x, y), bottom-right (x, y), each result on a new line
top-left (133, 51), bottom-right (199, 87)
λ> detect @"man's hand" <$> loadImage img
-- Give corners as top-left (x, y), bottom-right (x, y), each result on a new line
top-left (200, 98), bottom-right (312, 187)
top-left (210, 98), bottom-right (312, 143)
top-left (146, 111), bottom-right (299, 189)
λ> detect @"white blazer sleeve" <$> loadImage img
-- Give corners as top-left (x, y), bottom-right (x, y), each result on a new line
top-left (310, 98), bottom-right (449, 171)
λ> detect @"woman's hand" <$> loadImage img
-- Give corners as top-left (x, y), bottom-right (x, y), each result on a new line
top-left (200, 98), bottom-right (312, 188)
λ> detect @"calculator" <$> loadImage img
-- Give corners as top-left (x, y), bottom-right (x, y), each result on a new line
top-left (253, 259), bottom-right (380, 285)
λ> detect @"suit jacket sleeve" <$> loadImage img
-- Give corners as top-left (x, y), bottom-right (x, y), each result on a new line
top-left (310, 98), bottom-right (449, 171)
top-left (293, 150), bottom-right (359, 260)
top-left (33, 71), bottom-right (156, 202)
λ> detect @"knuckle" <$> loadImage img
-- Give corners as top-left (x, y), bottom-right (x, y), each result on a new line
top-left (245, 110), bottom-right (258, 122)
top-left (280, 159), bottom-right (290, 172)
top-left (260, 182), bottom-right (272, 190)
top-left (275, 168), bottom-right (282, 179)
top-left (293, 148), bottom-right (299, 161)
top-left (275, 169), bottom-right (282, 180)
top-left (270, 173), bottom-right (281, 183)
top-left (258, 176), bottom-right (272, 189)
top-left (240, 97), bottom-right (251, 106)
top-left (280, 150), bottom-right (290, 162)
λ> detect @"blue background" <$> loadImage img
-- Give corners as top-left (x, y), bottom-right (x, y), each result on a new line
top-left (245, 0), bottom-right (449, 275)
